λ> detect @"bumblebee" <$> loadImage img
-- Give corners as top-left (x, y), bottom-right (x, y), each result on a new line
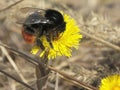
top-left (21, 7), bottom-right (66, 50)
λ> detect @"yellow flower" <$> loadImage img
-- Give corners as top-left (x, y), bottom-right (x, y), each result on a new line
top-left (99, 74), bottom-right (120, 90)
top-left (31, 12), bottom-right (82, 59)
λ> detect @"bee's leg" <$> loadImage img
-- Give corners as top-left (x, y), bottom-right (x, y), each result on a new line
top-left (36, 31), bottom-right (45, 50)
top-left (53, 31), bottom-right (59, 40)
top-left (36, 38), bottom-right (45, 50)
top-left (46, 32), bottom-right (53, 48)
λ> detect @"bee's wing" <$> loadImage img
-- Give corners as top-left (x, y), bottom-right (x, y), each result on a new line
top-left (16, 7), bottom-right (49, 25)
top-left (20, 7), bottom-right (45, 14)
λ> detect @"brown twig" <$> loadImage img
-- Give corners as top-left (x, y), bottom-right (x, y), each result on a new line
top-left (60, 75), bottom-right (96, 90)
top-left (0, 42), bottom-right (39, 66)
top-left (0, 0), bottom-right (24, 12)
top-left (0, 42), bottom-right (97, 90)
top-left (48, 66), bottom-right (98, 90)
top-left (0, 69), bottom-right (36, 90)
top-left (0, 46), bottom-right (27, 83)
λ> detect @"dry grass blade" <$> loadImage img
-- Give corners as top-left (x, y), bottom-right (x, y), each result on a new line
top-left (55, 55), bottom-right (85, 69)
top-left (8, 78), bottom-right (16, 90)
top-left (0, 46), bottom-right (27, 84)
top-left (0, 69), bottom-right (36, 90)
top-left (81, 30), bottom-right (120, 51)
top-left (60, 75), bottom-right (95, 90)
top-left (0, 0), bottom-right (24, 12)
top-left (55, 73), bottom-right (59, 90)
top-left (48, 66), bottom-right (98, 90)
top-left (0, 42), bottom-right (39, 66)
top-left (0, 42), bottom-right (97, 90)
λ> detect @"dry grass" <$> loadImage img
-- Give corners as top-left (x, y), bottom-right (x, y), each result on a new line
top-left (0, 0), bottom-right (120, 90)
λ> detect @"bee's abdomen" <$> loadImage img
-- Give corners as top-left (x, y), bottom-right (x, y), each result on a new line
top-left (22, 29), bottom-right (36, 44)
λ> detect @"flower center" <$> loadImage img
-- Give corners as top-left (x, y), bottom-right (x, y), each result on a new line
top-left (112, 85), bottom-right (120, 90)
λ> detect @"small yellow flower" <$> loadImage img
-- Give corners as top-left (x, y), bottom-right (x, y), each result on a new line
top-left (31, 12), bottom-right (82, 59)
top-left (99, 74), bottom-right (120, 90)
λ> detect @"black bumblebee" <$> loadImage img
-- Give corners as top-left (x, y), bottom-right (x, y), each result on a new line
top-left (20, 7), bottom-right (66, 50)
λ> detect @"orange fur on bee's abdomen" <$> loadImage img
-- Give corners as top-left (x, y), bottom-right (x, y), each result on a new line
top-left (22, 29), bottom-right (36, 44)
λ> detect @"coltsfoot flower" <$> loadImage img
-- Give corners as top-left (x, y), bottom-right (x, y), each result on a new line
top-left (31, 12), bottom-right (82, 59)
top-left (99, 74), bottom-right (120, 90)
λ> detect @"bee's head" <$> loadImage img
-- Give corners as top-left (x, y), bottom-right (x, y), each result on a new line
top-left (45, 9), bottom-right (65, 29)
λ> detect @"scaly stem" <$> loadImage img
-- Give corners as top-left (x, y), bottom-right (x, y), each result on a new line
top-left (36, 52), bottom-right (50, 90)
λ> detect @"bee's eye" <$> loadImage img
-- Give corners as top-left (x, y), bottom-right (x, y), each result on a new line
top-left (45, 9), bottom-right (64, 26)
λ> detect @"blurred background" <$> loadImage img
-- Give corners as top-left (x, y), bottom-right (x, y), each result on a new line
top-left (0, 0), bottom-right (120, 90)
